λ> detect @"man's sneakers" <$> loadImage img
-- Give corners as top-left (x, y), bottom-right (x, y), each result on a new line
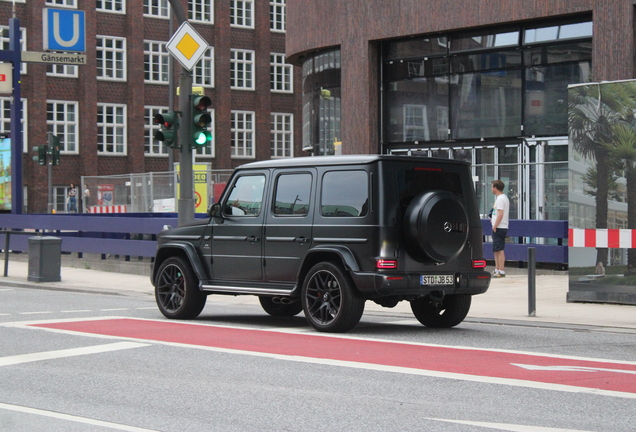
top-left (492, 269), bottom-right (506, 278)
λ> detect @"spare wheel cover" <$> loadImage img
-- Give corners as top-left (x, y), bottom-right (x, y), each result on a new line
top-left (404, 191), bottom-right (469, 263)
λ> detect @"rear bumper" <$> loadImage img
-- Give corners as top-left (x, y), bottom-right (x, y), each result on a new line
top-left (350, 270), bottom-right (491, 298)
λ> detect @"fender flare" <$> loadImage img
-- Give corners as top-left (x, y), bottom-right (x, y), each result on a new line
top-left (303, 245), bottom-right (360, 272)
top-left (153, 241), bottom-right (208, 286)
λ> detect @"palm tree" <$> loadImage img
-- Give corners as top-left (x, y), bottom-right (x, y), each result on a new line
top-left (569, 82), bottom-right (636, 265)
top-left (604, 122), bottom-right (636, 265)
top-left (581, 167), bottom-right (622, 203)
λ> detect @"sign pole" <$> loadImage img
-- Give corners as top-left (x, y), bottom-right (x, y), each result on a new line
top-left (166, 0), bottom-right (208, 226)
top-left (9, 17), bottom-right (22, 214)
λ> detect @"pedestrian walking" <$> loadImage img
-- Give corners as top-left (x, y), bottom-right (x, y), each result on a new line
top-left (490, 179), bottom-right (510, 278)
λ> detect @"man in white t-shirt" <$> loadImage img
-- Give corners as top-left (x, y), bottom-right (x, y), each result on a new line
top-left (490, 179), bottom-right (510, 277)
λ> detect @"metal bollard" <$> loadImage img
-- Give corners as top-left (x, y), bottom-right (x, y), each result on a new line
top-left (528, 247), bottom-right (536, 317)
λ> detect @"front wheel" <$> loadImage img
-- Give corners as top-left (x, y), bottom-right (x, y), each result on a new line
top-left (155, 256), bottom-right (206, 319)
top-left (301, 262), bottom-right (365, 333)
top-left (410, 294), bottom-right (471, 328)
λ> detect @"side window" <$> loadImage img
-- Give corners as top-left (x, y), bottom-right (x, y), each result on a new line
top-left (274, 173), bottom-right (311, 216)
top-left (321, 170), bottom-right (369, 217)
top-left (224, 174), bottom-right (265, 216)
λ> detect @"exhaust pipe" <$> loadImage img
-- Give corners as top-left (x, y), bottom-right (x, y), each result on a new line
top-left (272, 297), bottom-right (296, 305)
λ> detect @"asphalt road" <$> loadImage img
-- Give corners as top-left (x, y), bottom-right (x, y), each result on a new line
top-left (1, 287), bottom-right (635, 432)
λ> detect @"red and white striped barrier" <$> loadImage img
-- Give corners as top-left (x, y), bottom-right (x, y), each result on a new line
top-left (569, 228), bottom-right (636, 248)
top-left (89, 205), bottom-right (127, 214)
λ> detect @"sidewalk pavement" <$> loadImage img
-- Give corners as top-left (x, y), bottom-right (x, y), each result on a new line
top-left (1, 259), bottom-right (634, 331)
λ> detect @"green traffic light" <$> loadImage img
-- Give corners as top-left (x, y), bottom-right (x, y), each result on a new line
top-left (194, 130), bottom-right (212, 146)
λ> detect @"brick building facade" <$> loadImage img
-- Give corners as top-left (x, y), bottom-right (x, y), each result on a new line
top-left (0, 0), bottom-right (300, 213)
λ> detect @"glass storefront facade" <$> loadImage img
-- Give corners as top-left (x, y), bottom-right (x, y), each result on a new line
top-left (302, 50), bottom-right (342, 155)
top-left (383, 19), bottom-right (592, 144)
top-left (299, 17), bottom-right (591, 221)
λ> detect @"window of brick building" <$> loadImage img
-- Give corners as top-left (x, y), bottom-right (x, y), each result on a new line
top-left (231, 111), bottom-right (255, 158)
top-left (193, 47), bottom-right (214, 87)
top-left (47, 101), bottom-right (78, 154)
top-left (1, 26), bottom-right (26, 75)
top-left (230, 0), bottom-right (253, 29)
top-left (97, 36), bottom-right (126, 81)
top-left (144, 41), bottom-right (169, 84)
top-left (270, 53), bottom-right (292, 93)
top-left (144, 0), bottom-right (169, 18)
top-left (97, 103), bottom-right (127, 155)
top-left (144, 106), bottom-right (169, 156)
top-left (0, 97), bottom-right (28, 152)
top-left (271, 113), bottom-right (293, 158)
top-left (189, 0), bottom-right (213, 23)
top-left (270, 0), bottom-right (285, 32)
top-left (47, 63), bottom-right (78, 78)
top-left (230, 49), bottom-right (254, 90)
top-left (97, 0), bottom-right (125, 13)
top-left (45, 0), bottom-right (77, 7)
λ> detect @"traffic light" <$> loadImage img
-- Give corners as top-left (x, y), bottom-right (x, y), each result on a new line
top-left (32, 145), bottom-right (47, 166)
top-left (49, 134), bottom-right (61, 166)
top-left (191, 95), bottom-right (212, 148)
top-left (154, 111), bottom-right (179, 148)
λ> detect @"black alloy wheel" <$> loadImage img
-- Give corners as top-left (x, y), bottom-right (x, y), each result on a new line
top-left (301, 262), bottom-right (365, 333)
top-left (155, 256), bottom-right (207, 319)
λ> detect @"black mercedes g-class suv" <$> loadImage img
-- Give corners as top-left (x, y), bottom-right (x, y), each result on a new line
top-left (151, 155), bottom-right (490, 332)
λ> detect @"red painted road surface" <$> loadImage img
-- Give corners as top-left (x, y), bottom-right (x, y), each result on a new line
top-left (33, 318), bottom-right (636, 395)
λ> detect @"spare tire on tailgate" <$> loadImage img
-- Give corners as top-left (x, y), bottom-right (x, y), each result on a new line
top-left (403, 190), bottom-right (469, 263)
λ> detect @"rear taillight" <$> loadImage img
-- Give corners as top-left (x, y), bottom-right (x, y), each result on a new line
top-left (472, 259), bottom-right (487, 268)
top-left (376, 259), bottom-right (398, 269)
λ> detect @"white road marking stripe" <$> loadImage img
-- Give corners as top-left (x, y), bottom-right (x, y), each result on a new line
top-left (513, 363), bottom-right (636, 375)
top-left (0, 342), bottom-right (149, 367)
top-left (61, 310), bottom-right (92, 313)
top-left (18, 311), bottom-right (54, 315)
top-left (100, 308), bottom-right (130, 311)
top-left (427, 417), bottom-right (598, 432)
top-left (0, 402), bottom-right (160, 431)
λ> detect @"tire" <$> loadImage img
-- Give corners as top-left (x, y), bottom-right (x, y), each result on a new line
top-left (155, 256), bottom-right (207, 319)
top-left (403, 191), bottom-right (469, 263)
top-left (301, 262), bottom-right (365, 333)
top-left (259, 296), bottom-right (303, 317)
top-left (410, 294), bottom-right (471, 328)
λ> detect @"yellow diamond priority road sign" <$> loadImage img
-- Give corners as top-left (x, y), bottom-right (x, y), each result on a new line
top-left (166, 22), bottom-right (209, 71)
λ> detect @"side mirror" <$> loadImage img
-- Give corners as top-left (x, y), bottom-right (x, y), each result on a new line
top-left (208, 203), bottom-right (222, 218)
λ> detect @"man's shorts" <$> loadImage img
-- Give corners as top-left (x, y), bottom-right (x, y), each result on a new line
top-left (492, 228), bottom-right (508, 252)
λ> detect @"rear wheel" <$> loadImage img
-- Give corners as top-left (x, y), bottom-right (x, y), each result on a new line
top-left (302, 262), bottom-right (365, 333)
top-left (259, 296), bottom-right (303, 317)
top-left (410, 294), bottom-right (471, 328)
top-left (155, 256), bottom-right (206, 319)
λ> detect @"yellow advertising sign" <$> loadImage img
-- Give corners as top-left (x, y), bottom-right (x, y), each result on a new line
top-left (175, 164), bottom-right (210, 213)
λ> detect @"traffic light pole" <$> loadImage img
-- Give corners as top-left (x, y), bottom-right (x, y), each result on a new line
top-left (167, 0), bottom-right (195, 226)
top-left (178, 72), bottom-right (195, 226)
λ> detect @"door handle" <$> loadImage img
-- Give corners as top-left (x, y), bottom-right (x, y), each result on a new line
top-left (247, 236), bottom-right (260, 242)
top-left (294, 237), bottom-right (309, 243)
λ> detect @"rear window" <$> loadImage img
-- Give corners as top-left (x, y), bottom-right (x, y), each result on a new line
top-left (396, 166), bottom-right (464, 213)
top-left (321, 170), bottom-right (369, 217)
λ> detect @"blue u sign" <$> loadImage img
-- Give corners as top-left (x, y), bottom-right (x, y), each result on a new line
top-left (43, 8), bottom-right (86, 52)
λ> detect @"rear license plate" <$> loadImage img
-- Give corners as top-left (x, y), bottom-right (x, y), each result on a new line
top-left (420, 275), bottom-right (454, 285)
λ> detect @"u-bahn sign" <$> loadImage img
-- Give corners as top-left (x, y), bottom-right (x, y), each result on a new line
top-left (43, 8), bottom-right (86, 52)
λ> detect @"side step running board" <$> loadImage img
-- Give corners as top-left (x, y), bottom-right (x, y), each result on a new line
top-left (200, 284), bottom-right (294, 297)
